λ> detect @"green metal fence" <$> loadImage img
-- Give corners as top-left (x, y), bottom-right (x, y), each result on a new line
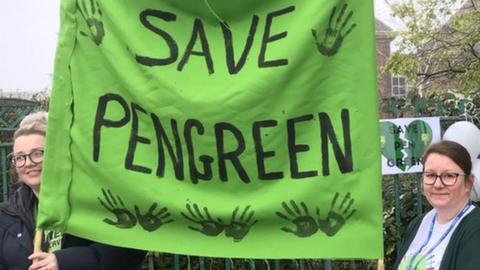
top-left (141, 256), bottom-right (374, 270)
top-left (1, 95), bottom-right (477, 270)
top-left (143, 256), bottom-right (379, 270)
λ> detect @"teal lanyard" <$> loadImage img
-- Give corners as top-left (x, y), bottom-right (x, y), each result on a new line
top-left (406, 202), bottom-right (471, 270)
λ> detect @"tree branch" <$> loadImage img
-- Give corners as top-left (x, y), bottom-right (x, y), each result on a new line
top-left (417, 68), bottom-right (465, 79)
top-left (469, 43), bottom-right (480, 60)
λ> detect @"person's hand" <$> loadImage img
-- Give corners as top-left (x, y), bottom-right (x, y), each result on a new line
top-left (28, 252), bottom-right (59, 270)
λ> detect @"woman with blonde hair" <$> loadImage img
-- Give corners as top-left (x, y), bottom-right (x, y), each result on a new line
top-left (0, 111), bottom-right (145, 270)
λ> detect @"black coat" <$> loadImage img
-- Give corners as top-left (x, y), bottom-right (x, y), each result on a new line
top-left (0, 185), bottom-right (146, 270)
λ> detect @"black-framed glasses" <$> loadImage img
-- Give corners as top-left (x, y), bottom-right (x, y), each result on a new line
top-left (421, 172), bottom-right (466, 186)
top-left (7, 149), bottom-right (44, 168)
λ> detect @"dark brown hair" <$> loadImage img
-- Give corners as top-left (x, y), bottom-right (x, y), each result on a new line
top-left (423, 140), bottom-right (472, 175)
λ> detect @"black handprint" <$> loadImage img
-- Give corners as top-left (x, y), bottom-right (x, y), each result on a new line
top-left (318, 192), bottom-right (356, 236)
top-left (181, 203), bottom-right (224, 236)
top-left (98, 188), bottom-right (136, 229)
top-left (78, 0), bottom-right (105, 45)
top-left (134, 203), bottom-right (173, 232)
top-left (311, 3), bottom-right (356, 56)
top-left (276, 200), bottom-right (318, 237)
top-left (224, 206), bottom-right (258, 242)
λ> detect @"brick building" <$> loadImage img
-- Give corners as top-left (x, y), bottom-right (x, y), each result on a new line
top-left (375, 19), bottom-right (395, 101)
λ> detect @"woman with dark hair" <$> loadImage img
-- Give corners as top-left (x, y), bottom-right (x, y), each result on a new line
top-left (394, 140), bottom-right (480, 270)
top-left (0, 111), bottom-right (146, 270)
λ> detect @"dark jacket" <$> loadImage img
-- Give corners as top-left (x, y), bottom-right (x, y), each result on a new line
top-left (393, 206), bottom-right (480, 270)
top-left (0, 184), bottom-right (146, 270)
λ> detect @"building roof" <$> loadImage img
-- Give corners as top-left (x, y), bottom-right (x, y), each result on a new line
top-left (375, 18), bottom-right (395, 40)
top-left (460, 0), bottom-right (475, 10)
top-left (375, 19), bottom-right (394, 32)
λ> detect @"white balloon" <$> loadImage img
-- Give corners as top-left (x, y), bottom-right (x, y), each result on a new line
top-left (443, 121), bottom-right (480, 162)
top-left (470, 159), bottom-right (480, 201)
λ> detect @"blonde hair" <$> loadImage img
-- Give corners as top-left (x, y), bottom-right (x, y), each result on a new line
top-left (13, 111), bottom-right (48, 139)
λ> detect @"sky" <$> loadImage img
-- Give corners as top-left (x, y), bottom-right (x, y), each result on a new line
top-left (0, 0), bottom-right (60, 92)
top-left (0, 0), bottom-right (397, 92)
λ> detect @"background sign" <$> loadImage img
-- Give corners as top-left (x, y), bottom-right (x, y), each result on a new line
top-left (380, 117), bottom-right (441, 175)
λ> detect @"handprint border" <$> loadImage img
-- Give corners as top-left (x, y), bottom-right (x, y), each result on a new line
top-left (98, 188), bottom-right (137, 229)
top-left (97, 189), bottom-right (355, 240)
top-left (77, 0), bottom-right (106, 45)
top-left (311, 3), bottom-right (357, 57)
top-left (181, 203), bottom-right (225, 236)
top-left (276, 192), bottom-right (356, 238)
top-left (98, 188), bottom-right (173, 232)
top-left (181, 202), bottom-right (258, 242)
top-left (276, 200), bottom-right (319, 237)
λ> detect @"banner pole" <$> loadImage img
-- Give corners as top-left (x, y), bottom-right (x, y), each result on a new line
top-left (377, 259), bottom-right (385, 270)
top-left (33, 230), bottom-right (43, 262)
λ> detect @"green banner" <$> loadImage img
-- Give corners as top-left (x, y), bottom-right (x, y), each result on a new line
top-left (38, 0), bottom-right (383, 259)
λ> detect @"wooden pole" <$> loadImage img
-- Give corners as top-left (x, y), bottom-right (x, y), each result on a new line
top-left (377, 259), bottom-right (385, 270)
top-left (33, 230), bottom-right (43, 262)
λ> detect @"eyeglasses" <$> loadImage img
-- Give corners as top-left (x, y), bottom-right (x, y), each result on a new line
top-left (7, 149), bottom-right (44, 168)
top-left (421, 172), bottom-right (466, 186)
